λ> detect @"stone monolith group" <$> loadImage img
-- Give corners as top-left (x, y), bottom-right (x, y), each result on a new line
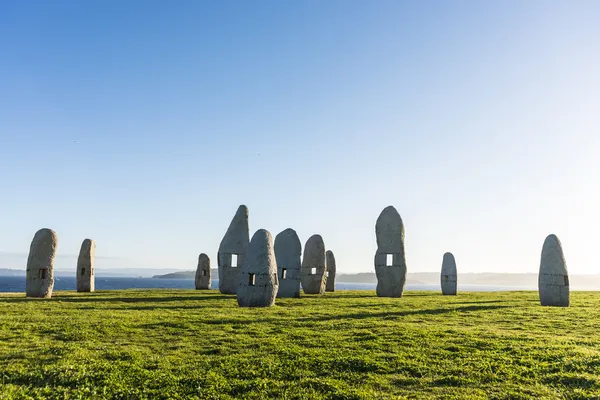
top-left (325, 250), bottom-right (336, 292)
top-left (237, 229), bottom-right (278, 307)
top-left (301, 234), bottom-right (327, 294)
top-left (25, 228), bottom-right (58, 298)
top-left (195, 253), bottom-right (211, 290)
top-left (440, 252), bottom-right (457, 295)
top-left (218, 205), bottom-right (249, 294)
top-left (538, 234), bottom-right (569, 307)
top-left (274, 228), bottom-right (302, 298)
top-left (76, 238), bottom-right (95, 292)
top-left (374, 206), bottom-right (407, 297)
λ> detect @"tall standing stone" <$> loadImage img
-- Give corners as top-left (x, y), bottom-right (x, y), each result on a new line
top-left (301, 234), bottom-right (327, 294)
top-left (218, 205), bottom-right (250, 294)
top-left (76, 239), bottom-right (95, 293)
top-left (237, 229), bottom-right (278, 307)
top-left (538, 234), bottom-right (569, 307)
top-left (325, 250), bottom-right (336, 292)
top-left (440, 252), bottom-right (457, 295)
top-left (374, 206), bottom-right (407, 297)
top-left (274, 228), bottom-right (302, 298)
top-left (195, 253), bottom-right (211, 290)
top-left (25, 228), bottom-right (57, 298)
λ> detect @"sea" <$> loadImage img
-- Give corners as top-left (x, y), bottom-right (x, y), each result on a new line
top-left (0, 276), bottom-right (534, 293)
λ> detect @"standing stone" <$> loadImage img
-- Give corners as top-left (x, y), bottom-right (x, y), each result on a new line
top-left (195, 253), bottom-right (211, 290)
top-left (539, 234), bottom-right (569, 307)
top-left (76, 239), bottom-right (95, 293)
top-left (440, 252), bottom-right (457, 295)
top-left (301, 234), bottom-right (327, 294)
top-left (218, 205), bottom-right (250, 295)
top-left (374, 206), bottom-right (407, 297)
top-left (237, 229), bottom-right (278, 307)
top-left (274, 228), bottom-right (302, 298)
top-left (25, 228), bottom-right (58, 298)
top-left (325, 250), bottom-right (336, 292)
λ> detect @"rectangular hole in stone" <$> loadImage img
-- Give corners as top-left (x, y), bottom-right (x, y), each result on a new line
top-left (310, 267), bottom-right (316, 275)
top-left (39, 269), bottom-right (48, 279)
top-left (326, 271), bottom-right (330, 277)
top-left (231, 254), bottom-right (238, 267)
top-left (443, 275), bottom-right (449, 282)
top-left (248, 273), bottom-right (255, 286)
top-left (282, 268), bottom-right (287, 280)
top-left (386, 254), bottom-right (393, 266)
top-left (81, 268), bottom-right (86, 276)
top-left (202, 270), bottom-right (207, 276)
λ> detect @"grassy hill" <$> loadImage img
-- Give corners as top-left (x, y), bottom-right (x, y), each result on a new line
top-left (1, 290), bottom-right (599, 399)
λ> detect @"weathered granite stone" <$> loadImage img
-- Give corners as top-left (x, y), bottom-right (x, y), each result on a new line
top-left (440, 252), bottom-right (457, 295)
top-left (26, 228), bottom-right (57, 298)
top-left (218, 205), bottom-right (249, 294)
top-left (76, 239), bottom-right (95, 293)
top-left (195, 253), bottom-right (211, 290)
top-left (274, 228), bottom-right (301, 298)
top-left (539, 234), bottom-right (569, 307)
top-left (237, 229), bottom-right (278, 307)
top-left (325, 250), bottom-right (336, 292)
top-left (301, 234), bottom-right (327, 294)
top-left (374, 206), bottom-right (407, 297)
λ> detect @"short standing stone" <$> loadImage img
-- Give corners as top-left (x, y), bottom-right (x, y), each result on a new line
top-left (374, 206), bottom-right (407, 297)
top-left (325, 250), bottom-right (336, 292)
top-left (26, 228), bottom-right (58, 298)
top-left (195, 253), bottom-right (211, 290)
top-left (274, 228), bottom-right (301, 298)
top-left (76, 239), bottom-right (95, 293)
top-left (538, 234), bottom-right (569, 307)
top-left (237, 229), bottom-right (278, 307)
top-left (218, 205), bottom-right (250, 295)
top-left (301, 234), bottom-right (327, 294)
top-left (440, 252), bottom-right (457, 295)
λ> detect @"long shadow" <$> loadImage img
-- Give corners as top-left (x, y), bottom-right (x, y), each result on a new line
top-left (0, 295), bottom-right (234, 304)
top-left (196, 304), bottom-right (511, 326)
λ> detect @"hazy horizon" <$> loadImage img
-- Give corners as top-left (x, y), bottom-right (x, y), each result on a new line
top-left (1, 1), bottom-right (598, 275)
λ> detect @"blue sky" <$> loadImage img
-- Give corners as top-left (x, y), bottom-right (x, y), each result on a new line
top-left (1, 1), bottom-right (599, 274)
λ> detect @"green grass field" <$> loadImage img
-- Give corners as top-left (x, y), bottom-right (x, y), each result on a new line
top-left (1, 289), bottom-right (599, 399)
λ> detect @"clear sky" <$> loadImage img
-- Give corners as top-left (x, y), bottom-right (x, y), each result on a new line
top-left (1, 1), bottom-right (599, 274)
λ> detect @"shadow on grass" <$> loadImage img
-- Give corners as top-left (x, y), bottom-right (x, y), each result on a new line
top-left (0, 295), bottom-right (234, 304)
top-left (192, 304), bottom-right (512, 326)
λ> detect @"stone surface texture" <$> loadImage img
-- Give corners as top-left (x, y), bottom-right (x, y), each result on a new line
top-left (76, 238), bottom-right (95, 292)
top-left (325, 250), bottom-right (336, 292)
top-left (237, 229), bottom-right (278, 307)
top-left (440, 252), bottom-right (457, 295)
top-left (538, 234), bottom-right (570, 307)
top-left (218, 205), bottom-right (249, 294)
top-left (26, 228), bottom-right (58, 298)
top-left (301, 234), bottom-right (327, 294)
top-left (374, 206), bottom-right (407, 297)
top-left (274, 228), bottom-right (302, 298)
top-left (195, 253), bottom-right (211, 290)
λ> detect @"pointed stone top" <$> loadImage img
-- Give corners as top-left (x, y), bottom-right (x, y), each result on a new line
top-left (80, 238), bottom-right (95, 250)
top-left (375, 206), bottom-right (404, 249)
top-left (441, 252), bottom-right (456, 274)
top-left (218, 205), bottom-right (250, 253)
top-left (305, 234), bottom-right (324, 248)
top-left (326, 250), bottom-right (336, 273)
top-left (274, 228), bottom-right (301, 254)
top-left (35, 228), bottom-right (57, 239)
top-left (243, 229), bottom-right (275, 272)
top-left (540, 234), bottom-right (568, 275)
